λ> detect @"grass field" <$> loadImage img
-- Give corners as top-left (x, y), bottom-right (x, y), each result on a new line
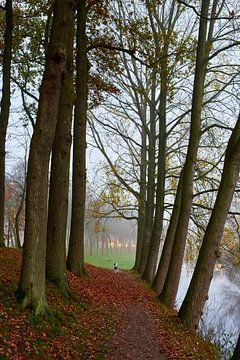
top-left (84, 252), bottom-right (135, 270)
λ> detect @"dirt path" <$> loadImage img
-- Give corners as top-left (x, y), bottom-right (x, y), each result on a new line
top-left (105, 303), bottom-right (168, 360)
top-left (104, 271), bottom-right (168, 360)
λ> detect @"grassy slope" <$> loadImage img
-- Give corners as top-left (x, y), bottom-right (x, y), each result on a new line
top-left (0, 248), bottom-right (220, 359)
top-left (85, 252), bottom-right (135, 269)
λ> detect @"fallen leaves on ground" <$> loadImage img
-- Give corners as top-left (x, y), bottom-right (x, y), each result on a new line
top-left (0, 248), bottom-right (219, 359)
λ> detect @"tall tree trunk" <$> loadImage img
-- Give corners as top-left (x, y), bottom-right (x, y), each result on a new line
top-left (67, 0), bottom-right (87, 275)
top-left (16, 0), bottom-right (74, 315)
top-left (232, 333), bottom-right (240, 360)
top-left (152, 171), bottom-right (183, 293)
top-left (15, 186), bottom-right (25, 249)
top-left (46, 6), bottom-right (75, 290)
top-left (90, 236), bottom-right (93, 256)
top-left (139, 73), bottom-right (156, 274)
top-left (0, 0), bottom-right (13, 248)
top-left (133, 110), bottom-right (147, 271)
top-left (159, 0), bottom-right (210, 307)
top-left (142, 47), bottom-right (168, 282)
top-left (15, 155), bottom-right (26, 249)
top-left (6, 219), bottom-right (10, 246)
top-left (134, 198), bottom-right (146, 271)
top-left (179, 113), bottom-right (240, 329)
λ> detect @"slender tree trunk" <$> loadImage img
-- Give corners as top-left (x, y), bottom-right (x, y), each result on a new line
top-left (15, 188), bottom-right (25, 249)
top-left (142, 0), bottom-right (173, 283)
top-left (152, 171), bottom-right (183, 293)
top-left (101, 238), bottom-right (104, 255)
top-left (134, 201), bottom-right (145, 270)
top-left (16, 0), bottom-right (74, 315)
top-left (67, 0), bottom-right (88, 275)
top-left (6, 219), bottom-right (10, 246)
top-left (232, 333), bottom-right (240, 360)
top-left (0, 0), bottom-right (13, 248)
top-left (96, 236), bottom-right (99, 255)
top-left (90, 236), bottom-right (93, 255)
top-left (142, 51), bottom-right (168, 282)
top-left (179, 113), bottom-right (240, 329)
top-left (159, 0), bottom-right (210, 307)
top-left (133, 124), bottom-right (147, 270)
top-left (139, 73), bottom-right (156, 274)
top-left (15, 156), bottom-right (26, 249)
top-left (46, 5), bottom-right (75, 290)
top-left (10, 223), bottom-right (15, 247)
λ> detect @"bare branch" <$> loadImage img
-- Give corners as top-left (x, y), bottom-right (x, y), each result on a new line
top-left (177, 0), bottom-right (240, 20)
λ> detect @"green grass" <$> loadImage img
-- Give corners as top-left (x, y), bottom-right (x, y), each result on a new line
top-left (84, 252), bottom-right (135, 270)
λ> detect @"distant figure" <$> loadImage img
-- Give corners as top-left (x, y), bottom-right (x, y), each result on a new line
top-left (113, 262), bottom-right (119, 272)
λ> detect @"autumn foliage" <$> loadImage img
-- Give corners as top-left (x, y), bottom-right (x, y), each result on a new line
top-left (0, 249), bottom-right (218, 359)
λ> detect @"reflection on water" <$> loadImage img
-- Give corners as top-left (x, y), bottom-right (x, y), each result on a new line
top-left (175, 265), bottom-right (240, 359)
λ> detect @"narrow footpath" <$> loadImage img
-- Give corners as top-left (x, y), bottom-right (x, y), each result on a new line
top-left (97, 269), bottom-right (218, 360)
top-left (105, 301), bottom-right (168, 360)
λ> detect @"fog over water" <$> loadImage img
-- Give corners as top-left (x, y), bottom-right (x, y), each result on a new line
top-left (176, 265), bottom-right (240, 359)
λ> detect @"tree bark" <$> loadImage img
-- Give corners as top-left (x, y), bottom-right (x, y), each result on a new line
top-left (152, 171), bottom-right (183, 293)
top-left (232, 333), bottom-right (240, 360)
top-left (67, 0), bottom-right (88, 275)
top-left (16, 0), bottom-right (75, 315)
top-left (133, 108), bottom-right (147, 271)
top-left (179, 113), bottom-right (240, 329)
top-left (142, 43), bottom-right (168, 282)
top-left (46, 4), bottom-right (75, 290)
top-left (139, 72), bottom-right (156, 274)
top-left (15, 186), bottom-right (25, 249)
top-left (0, 0), bottom-right (13, 248)
top-left (134, 197), bottom-right (146, 271)
top-left (159, 0), bottom-right (210, 307)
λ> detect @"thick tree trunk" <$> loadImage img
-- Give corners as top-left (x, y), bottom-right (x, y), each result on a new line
top-left (0, 0), bottom-right (13, 248)
top-left (16, 0), bottom-right (74, 315)
top-left (159, 0), bottom-right (210, 307)
top-left (232, 333), bottom-right (240, 360)
top-left (67, 0), bottom-right (87, 275)
top-left (46, 7), bottom-right (75, 290)
top-left (179, 113), bottom-right (240, 329)
top-left (152, 171), bottom-right (183, 293)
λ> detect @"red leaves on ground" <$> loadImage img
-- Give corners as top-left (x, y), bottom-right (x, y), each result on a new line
top-left (0, 249), bottom-right (219, 359)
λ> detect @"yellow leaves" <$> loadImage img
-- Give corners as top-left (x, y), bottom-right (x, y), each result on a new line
top-left (95, 222), bottom-right (101, 233)
top-left (88, 180), bottom-right (128, 220)
top-left (205, 41), bottom-right (213, 53)
top-left (221, 225), bottom-right (240, 267)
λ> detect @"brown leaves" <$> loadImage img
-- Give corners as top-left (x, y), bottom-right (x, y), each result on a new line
top-left (0, 249), bottom-right (218, 359)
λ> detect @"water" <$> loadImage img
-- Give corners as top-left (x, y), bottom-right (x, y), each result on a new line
top-left (175, 264), bottom-right (240, 359)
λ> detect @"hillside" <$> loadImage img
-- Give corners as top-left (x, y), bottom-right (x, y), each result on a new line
top-left (0, 248), bottom-right (219, 359)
